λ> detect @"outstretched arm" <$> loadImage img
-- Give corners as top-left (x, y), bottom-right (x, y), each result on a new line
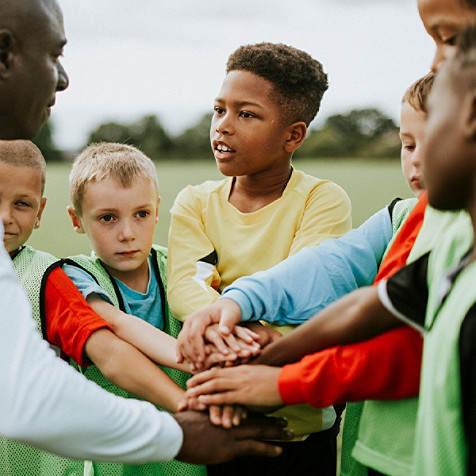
top-left (183, 325), bottom-right (422, 410)
top-left (222, 206), bottom-right (391, 326)
top-left (255, 286), bottom-right (401, 367)
top-left (88, 295), bottom-right (191, 372)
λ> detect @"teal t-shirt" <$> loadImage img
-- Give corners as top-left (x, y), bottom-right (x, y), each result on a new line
top-left (64, 255), bottom-right (164, 330)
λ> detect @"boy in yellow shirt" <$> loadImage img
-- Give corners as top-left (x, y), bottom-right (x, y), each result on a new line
top-left (168, 42), bottom-right (351, 476)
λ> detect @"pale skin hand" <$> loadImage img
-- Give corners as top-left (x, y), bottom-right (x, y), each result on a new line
top-left (202, 323), bottom-right (261, 368)
top-left (183, 365), bottom-right (284, 410)
top-left (176, 298), bottom-right (251, 370)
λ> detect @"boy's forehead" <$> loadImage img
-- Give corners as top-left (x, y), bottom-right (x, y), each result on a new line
top-left (0, 162), bottom-right (43, 194)
top-left (82, 175), bottom-right (158, 199)
top-left (219, 71), bottom-right (276, 101)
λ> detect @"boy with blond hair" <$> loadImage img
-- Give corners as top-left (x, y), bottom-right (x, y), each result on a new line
top-left (168, 42), bottom-right (352, 475)
top-left (64, 142), bottom-right (210, 476)
top-left (0, 140), bottom-right (194, 474)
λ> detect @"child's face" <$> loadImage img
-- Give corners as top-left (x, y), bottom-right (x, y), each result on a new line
top-left (399, 101), bottom-right (427, 198)
top-left (0, 162), bottom-right (46, 255)
top-left (418, 0), bottom-right (476, 72)
top-left (421, 64), bottom-right (471, 211)
top-left (210, 70), bottom-right (293, 178)
top-left (68, 176), bottom-right (159, 283)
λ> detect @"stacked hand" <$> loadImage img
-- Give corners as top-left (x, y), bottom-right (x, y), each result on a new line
top-left (177, 299), bottom-right (284, 428)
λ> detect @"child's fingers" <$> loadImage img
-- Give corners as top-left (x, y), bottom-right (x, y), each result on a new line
top-left (204, 327), bottom-right (235, 356)
top-left (221, 405), bottom-right (235, 429)
top-left (222, 332), bottom-right (246, 354)
top-left (232, 405), bottom-right (247, 426)
top-left (234, 325), bottom-right (260, 343)
top-left (209, 405), bottom-right (225, 427)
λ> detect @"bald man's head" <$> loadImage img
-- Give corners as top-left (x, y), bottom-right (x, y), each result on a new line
top-left (0, 0), bottom-right (69, 139)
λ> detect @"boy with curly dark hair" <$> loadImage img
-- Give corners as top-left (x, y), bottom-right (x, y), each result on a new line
top-left (168, 42), bottom-right (351, 475)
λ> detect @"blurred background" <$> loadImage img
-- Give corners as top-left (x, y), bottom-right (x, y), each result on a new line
top-left (30, 0), bottom-right (429, 256)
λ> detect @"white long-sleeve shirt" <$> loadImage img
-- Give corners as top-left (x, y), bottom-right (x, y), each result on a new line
top-left (0, 222), bottom-right (183, 463)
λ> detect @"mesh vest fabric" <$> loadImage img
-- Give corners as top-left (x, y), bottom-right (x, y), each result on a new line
top-left (351, 208), bottom-right (469, 475)
top-left (340, 197), bottom-right (419, 476)
top-left (413, 212), bottom-right (473, 475)
top-left (66, 245), bottom-right (206, 476)
top-left (5, 246), bottom-right (89, 476)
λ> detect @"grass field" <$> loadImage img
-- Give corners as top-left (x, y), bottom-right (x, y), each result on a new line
top-left (28, 158), bottom-right (412, 257)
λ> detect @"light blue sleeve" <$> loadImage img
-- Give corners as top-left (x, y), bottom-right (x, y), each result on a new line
top-left (221, 205), bottom-right (393, 326)
top-left (63, 264), bottom-right (114, 304)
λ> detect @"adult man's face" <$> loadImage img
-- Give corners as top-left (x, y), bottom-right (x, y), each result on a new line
top-left (0, 0), bottom-right (69, 139)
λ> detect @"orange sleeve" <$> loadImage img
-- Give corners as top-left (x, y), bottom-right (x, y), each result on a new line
top-left (278, 326), bottom-right (422, 408)
top-left (44, 268), bottom-right (110, 367)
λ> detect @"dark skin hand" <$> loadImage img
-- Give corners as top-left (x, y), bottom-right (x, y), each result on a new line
top-left (173, 411), bottom-right (293, 465)
top-left (253, 286), bottom-right (401, 367)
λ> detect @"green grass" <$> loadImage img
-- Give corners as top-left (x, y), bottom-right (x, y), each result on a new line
top-left (28, 158), bottom-right (412, 257)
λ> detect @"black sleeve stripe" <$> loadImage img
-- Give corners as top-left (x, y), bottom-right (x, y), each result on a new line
top-left (459, 302), bottom-right (476, 475)
top-left (199, 250), bottom-right (218, 266)
top-left (383, 252), bottom-right (430, 329)
top-left (388, 197), bottom-right (402, 224)
top-left (378, 280), bottom-right (425, 334)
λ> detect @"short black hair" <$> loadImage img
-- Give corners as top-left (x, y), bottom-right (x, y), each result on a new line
top-left (226, 42), bottom-right (328, 126)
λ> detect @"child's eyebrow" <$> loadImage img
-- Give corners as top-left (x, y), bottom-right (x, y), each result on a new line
top-left (214, 97), bottom-right (264, 109)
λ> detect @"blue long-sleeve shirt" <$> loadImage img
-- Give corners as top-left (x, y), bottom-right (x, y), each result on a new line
top-left (222, 205), bottom-right (394, 326)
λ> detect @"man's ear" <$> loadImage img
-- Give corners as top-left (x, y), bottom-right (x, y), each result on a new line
top-left (67, 205), bottom-right (85, 234)
top-left (0, 30), bottom-right (14, 80)
top-left (462, 91), bottom-right (476, 142)
top-left (284, 121), bottom-right (307, 153)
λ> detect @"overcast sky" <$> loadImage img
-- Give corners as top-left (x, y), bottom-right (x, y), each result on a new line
top-left (54, 0), bottom-right (435, 150)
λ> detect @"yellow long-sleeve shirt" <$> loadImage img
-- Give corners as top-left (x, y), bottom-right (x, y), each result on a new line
top-left (168, 168), bottom-right (351, 319)
top-left (167, 168), bottom-right (352, 437)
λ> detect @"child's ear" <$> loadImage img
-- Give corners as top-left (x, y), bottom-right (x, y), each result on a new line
top-left (284, 121), bottom-right (307, 153)
top-left (462, 91), bottom-right (476, 142)
top-left (0, 30), bottom-right (14, 79)
top-left (67, 205), bottom-right (85, 234)
top-left (34, 197), bottom-right (47, 229)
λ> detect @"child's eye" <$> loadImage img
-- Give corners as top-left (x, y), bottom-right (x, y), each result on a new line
top-left (99, 214), bottom-right (115, 222)
top-left (136, 210), bottom-right (149, 218)
top-left (214, 106), bottom-right (225, 115)
top-left (239, 111), bottom-right (255, 118)
top-left (15, 201), bottom-right (32, 208)
top-left (403, 144), bottom-right (415, 151)
top-left (443, 35), bottom-right (457, 46)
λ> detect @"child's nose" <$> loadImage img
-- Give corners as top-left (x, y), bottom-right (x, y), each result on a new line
top-left (215, 115), bottom-right (233, 135)
top-left (118, 220), bottom-right (135, 241)
top-left (0, 204), bottom-right (13, 225)
top-left (411, 146), bottom-right (422, 168)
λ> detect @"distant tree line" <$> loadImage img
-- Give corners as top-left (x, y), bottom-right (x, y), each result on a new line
top-left (34, 107), bottom-right (401, 162)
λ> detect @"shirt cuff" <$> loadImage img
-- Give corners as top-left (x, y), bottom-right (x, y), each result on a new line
top-left (277, 363), bottom-right (306, 405)
top-left (156, 413), bottom-right (184, 461)
top-left (219, 290), bottom-right (256, 321)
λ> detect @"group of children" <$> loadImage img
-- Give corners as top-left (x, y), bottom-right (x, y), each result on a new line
top-left (2, 0), bottom-right (476, 475)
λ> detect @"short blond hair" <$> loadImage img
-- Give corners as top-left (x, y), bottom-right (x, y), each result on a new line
top-left (0, 140), bottom-right (46, 194)
top-left (401, 72), bottom-right (436, 113)
top-left (70, 142), bottom-right (158, 216)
